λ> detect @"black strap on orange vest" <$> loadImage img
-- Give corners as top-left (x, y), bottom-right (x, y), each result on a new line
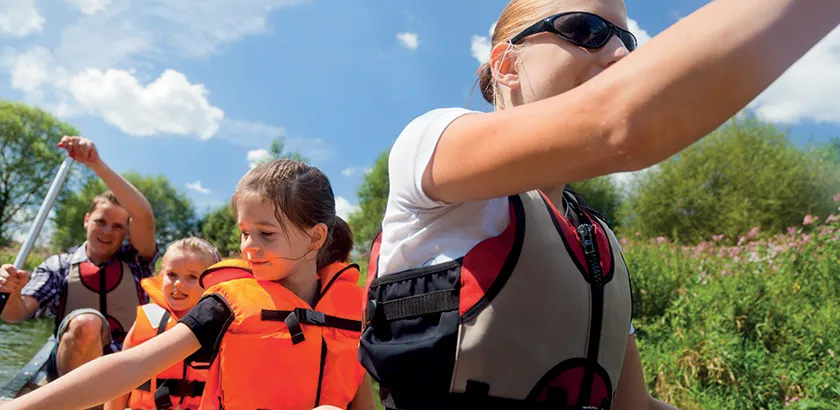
top-left (261, 308), bottom-right (362, 345)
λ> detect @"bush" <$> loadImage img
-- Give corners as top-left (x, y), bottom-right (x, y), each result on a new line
top-left (620, 116), bottom-right (838, 245)
top-left (569, 176), bottom-right (624, 227)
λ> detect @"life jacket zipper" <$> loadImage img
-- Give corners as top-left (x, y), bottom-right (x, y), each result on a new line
top-left (576, 222), bottom-right (605, 408)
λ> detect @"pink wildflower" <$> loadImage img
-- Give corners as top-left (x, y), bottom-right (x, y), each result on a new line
top-left (833, 193), bottom-right (840, 203)
top-left (712, 234), bottom-right (724, 242)
top-left (803, 214), bottom-right (818, 226)
top-left (826, 214), bottom-right (839, 224)
top-left (747, 226), bottom-right (760, 239)
top-left (655, 236), bottom-right (667, 244)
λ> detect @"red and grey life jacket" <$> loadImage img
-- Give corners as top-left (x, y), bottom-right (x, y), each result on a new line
top-left (56, 244), bottom-right (144, 346)
top-left (359, 189), bottom-right (633, 410)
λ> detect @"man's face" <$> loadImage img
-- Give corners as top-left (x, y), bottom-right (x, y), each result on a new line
top-left (83, 202), bottom-right (129, 261)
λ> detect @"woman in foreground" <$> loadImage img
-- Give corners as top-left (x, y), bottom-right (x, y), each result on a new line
top-left (358, 1), bottom-right (840, 409)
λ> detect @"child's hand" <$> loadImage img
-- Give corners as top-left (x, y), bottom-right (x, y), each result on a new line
top-left (57, 136), bottom-right (101, 168)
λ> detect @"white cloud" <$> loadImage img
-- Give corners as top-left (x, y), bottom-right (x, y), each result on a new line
top-left (335, 196), bottom-right (359, 220)
top-left (341, 167), bottom-right (356, 176)
top-left (246, 148), bottom-right (270, 169)
top-left (1, 0), bottom-right (307, 139)
top-left (65, 0), bottom-right (111, 15)
top-left (470, 22), bottom-right (496, 65)
top-left (396, 32), bottom-right (419, 50)
top-left (5, 46), bottom-right (56, 93)
top-left (186, 180), bottom-right (211, 194)
top-left (68, 68), bottom-right (224, 139)
top-left (219, 119), bottom-right (335, 164)
top-left (748, 25), bottom-right (840, 125)
top-left (364, 167), bottom-right (373, 175)
top-left (0, 0), bottom-right (44, 37)
top-left (627, 18), bottom-right (652, 48)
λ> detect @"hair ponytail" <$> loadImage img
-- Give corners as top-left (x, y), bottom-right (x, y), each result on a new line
top-left (317, 215), bottom-right (353, 270)
top-left (477, 63), bottom-right (495, 105)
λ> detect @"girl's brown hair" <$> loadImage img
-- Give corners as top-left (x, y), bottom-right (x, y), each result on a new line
top-left (231, 159), bottom-right (353, 270)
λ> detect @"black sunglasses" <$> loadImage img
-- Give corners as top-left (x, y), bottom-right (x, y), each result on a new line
top-left (510, 11), bottom-right (638, 52)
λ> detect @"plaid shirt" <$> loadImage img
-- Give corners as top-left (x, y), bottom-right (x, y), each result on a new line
top-left (21, 241), bottom-right (159, 352)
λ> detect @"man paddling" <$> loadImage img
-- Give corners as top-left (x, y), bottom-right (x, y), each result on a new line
top-left (0, 136), bottom-right (158, 382)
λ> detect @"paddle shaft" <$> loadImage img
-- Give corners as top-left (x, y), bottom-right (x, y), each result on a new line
top-left (0, 156), bottom-right (75, 316)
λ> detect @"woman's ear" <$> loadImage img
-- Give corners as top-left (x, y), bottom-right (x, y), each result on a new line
top-left (490, 42), bottom-right (520, 91)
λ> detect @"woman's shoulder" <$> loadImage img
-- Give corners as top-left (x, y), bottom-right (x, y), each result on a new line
top-left (395, 107), bottom-right (481, 144)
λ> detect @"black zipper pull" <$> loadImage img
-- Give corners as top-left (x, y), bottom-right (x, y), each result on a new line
top-left (577, 224), bottom-right (603, 287)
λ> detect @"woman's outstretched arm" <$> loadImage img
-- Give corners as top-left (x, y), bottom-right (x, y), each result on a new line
top-left (1, 323), bottom-right (200, 410)
top-left (424, 0), bottom-right (840, 203)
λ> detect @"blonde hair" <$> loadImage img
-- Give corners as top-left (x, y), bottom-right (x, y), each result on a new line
top-left (476, 0), bottom-right (557, 109)
top-left (164, 237), bottom-right (221, 266)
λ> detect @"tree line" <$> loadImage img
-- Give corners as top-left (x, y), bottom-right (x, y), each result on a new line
top-left (1, 99), bottom-right (838, 255)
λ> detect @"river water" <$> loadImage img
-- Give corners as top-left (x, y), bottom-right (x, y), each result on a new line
top-left (0, 319), bottom-right (53, 385)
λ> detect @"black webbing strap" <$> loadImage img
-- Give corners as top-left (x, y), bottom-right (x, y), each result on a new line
top-left (261, 308), bottom-right (363, 345)
top-left (156, 310), bottom-right (171, 336)
top-left (136, 379), bottom-right (205, 397)
top-left (372, 289), bottom-right (459, 322)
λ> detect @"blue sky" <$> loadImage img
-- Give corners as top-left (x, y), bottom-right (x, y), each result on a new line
top-left (2, 0), bottom-right (838, 223)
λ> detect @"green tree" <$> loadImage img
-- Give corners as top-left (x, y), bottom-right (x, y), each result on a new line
top-left (199, 205), bottom-right (240, 257)
top-left (348, 151), bottom-right (389, 253)
top-left (0, 100), bottom-right (81, 245)
top-left (254, 136), bottom-right (308, 166)
top-left (52, 172), bottom-right (198, 251)
top-left (568, 176), bottom-right (623, 227)
top-left (620, 116), bottom-right (838, 244)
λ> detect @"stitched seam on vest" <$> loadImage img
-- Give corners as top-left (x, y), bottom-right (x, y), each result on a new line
top-left (370, 258), bottom-right (463, 287)
top-left (315, 263), bottom-right (358, 307)
top-left (461, 194), bottom-right (527, 323)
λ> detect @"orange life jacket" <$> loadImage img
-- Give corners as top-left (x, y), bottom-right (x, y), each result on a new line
top-left (125, 275), bottom-right (208, 410)
top-left (360, 189), bottom-right (633, 410)
top-left (197, 259), bottom-right (366, 410)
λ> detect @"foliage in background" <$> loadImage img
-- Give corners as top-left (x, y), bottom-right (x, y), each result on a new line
top-left (348, 151), bottom-right (389, 253)
top-left (52, 172), bottom-right (198, 251)
top-left (568, 175), bottom-right (624, 227)
top-left (618, 116), bottom-right (838, 244)
top-left (0, 100), bottom-right (82, 246)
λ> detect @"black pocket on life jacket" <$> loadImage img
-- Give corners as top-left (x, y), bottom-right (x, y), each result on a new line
top-left (359, 260), bottom-right (462, 410)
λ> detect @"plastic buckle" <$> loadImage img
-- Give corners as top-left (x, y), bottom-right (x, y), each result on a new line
top-left (296, 308), bottom-right (326, 326)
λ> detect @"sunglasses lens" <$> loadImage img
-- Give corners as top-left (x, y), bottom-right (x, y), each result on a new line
top-left (618, 30), bottom-right (638, 51)
top-left (552, 13), bottom-right (611, 47)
